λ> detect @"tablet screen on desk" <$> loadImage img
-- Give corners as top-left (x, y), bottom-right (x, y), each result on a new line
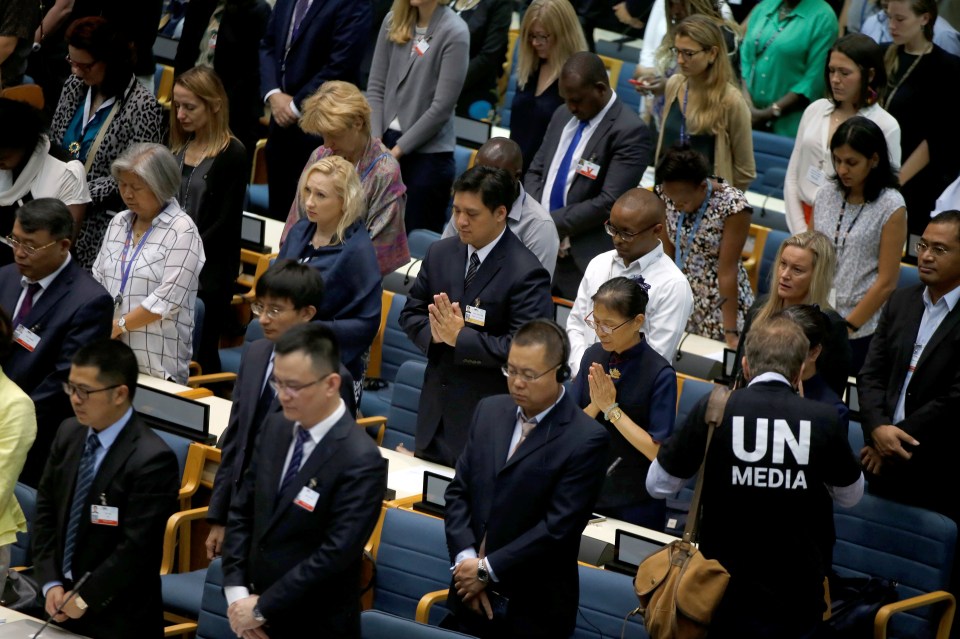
top-left (723, 348), bottom-right (737, 379)
top-left (135, 385), bottom-right (210, 441)
top-left (423, 470), bottom-right (452, 507)
top-left (615, 529), bottom-right (666, 568)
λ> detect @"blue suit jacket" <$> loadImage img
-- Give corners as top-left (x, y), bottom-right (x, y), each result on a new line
top-left (398, 229), bottom-right (553, 466)
top-left (259, 0), bottom-right (372, 107)
top-left (444, 393), bottom-right (609, 637)
top-left (0, 259), bottom-right (113, 485)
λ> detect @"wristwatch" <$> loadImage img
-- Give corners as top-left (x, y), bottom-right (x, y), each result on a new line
top-left (602, 402), bottom-right (620, 421)
top-left (607, 407), bottom-right (624, 423)
top-left (118, 316), bottom-right (128, 334)
top-left (770, 102), bottom-right (782, 118)
top-left (74, 595), bottom-right (88, 611)
top-left (252, 604), bottom-right (267, 624)
top-left (476, 558), bottom-right (489, 584)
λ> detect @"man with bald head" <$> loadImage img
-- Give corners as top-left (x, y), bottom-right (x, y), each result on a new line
top-left (443, 138), bottom-right (559, 276)
top-left (525, 51), bottom-right (653, 298)
top-left (566, 188), bottom-right (693, 376)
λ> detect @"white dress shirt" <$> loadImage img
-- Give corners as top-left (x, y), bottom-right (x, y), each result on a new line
top-left (466, 225), bottom-right (507, 276)
top-left (566, 243), bottom-right (693, 376)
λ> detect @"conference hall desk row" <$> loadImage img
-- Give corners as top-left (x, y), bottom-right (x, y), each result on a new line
top-left (0, 606), bottom-right (86, 637)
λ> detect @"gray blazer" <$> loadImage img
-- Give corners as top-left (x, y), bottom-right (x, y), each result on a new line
top-left (367, 6), bottom-right (469, 155)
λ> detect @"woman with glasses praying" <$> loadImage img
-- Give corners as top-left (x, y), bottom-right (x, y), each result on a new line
top-left (570, 276), bottom-right (676, 528)
top-left (91, 143), bottom-right (205, 385)
top-left (49, 17), bottom-right (165, 270)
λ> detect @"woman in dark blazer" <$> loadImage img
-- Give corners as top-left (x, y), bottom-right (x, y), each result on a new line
top-left (571, 276), bottom-right (677, 529)
top-left (169, 66), bottom-right (247, 374)
top-left (452, 0), bottom-right (512, 116)
top-left (277, 156), bottom-right (382, 399)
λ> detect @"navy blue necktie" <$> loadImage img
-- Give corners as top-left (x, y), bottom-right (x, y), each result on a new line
top-left (63, 433), bottom-right (101, 576)
top-left (549, 120), bottom-right (589, 211)
top-left (464, 252), bottom-right (480, 290)
top-left (253, 379), bottom-right (276, 427)
top-left (278, 427), bottom-right (310, 498)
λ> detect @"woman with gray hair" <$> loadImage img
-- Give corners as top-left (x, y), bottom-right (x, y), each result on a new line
top-left (92, 143), bottom-right (206, 384)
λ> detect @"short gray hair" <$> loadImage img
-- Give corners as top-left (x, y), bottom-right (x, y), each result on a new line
top-left (743, 317), bottom-right (809, 380)
top-left (111, 143), bottom-right (181, 203)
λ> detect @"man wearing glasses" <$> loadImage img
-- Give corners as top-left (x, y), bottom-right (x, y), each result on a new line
top-left (204, 260), bottom-right (355, 561)
top-left (222, 323), bottom-right (387, 639)
top-left (566, 188), bottom-right (692, 376)
top-left (0, 198), bottom-right (112, 486)
top-left (33, 339), bottom-right (180, 639)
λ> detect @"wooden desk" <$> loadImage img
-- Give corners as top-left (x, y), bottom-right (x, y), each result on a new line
top-left (382, 258), bottom-right (423, 296)
top-left (0, 605), bottom-right (35, 624)
top-left (674, 334), bottom-right (725, 380)
top-left (380, 447), bottom-right (454, 501)
top-left (581, 516), bottom-right (678, 546)
top-left (242, 212), bottom-right (284, 254)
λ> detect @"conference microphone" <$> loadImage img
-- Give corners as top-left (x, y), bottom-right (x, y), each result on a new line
top-left (675, 296), bottom-right (727, 362)
top-left (606, 456), bottom-right (623, 477)
top-left (32, 571), bottom-right (92, 639)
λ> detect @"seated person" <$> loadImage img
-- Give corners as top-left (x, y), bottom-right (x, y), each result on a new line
top-left (571, 276), bottom-right (676, 529)
top-left (277, 156), bottom-right (382, 399)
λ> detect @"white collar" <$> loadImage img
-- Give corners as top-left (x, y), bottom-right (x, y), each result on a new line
top-left (748, 371), bottom-right (792, 386)
top-left (614, 240), bottom-right (666, 271)
top-left (297, 399), bottom-right (347, 445)
top-left (468, 225), bottom-right (507, 263)
top-left (923, 284), bottom-right (960, 311)
top-left (21, 251), bottom-right (72, 291)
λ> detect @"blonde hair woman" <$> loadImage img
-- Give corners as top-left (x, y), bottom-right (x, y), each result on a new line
top-left (169, 65), bottom-right (247, 374)
top-left (284, 80), bottom-right (409, 275)
top-left (367, 0), bottom-right (469, 232)
top-left (509, 0), bottom-right (588, 174)
top-left (655, 15), bottom-right (755, 190)
top-left (734, 230), bottom-right (852, 396)
top-left (276, 156), bottom-right (382, 386)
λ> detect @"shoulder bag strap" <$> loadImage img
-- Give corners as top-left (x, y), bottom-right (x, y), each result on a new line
top-left (681, 385), bottom-right (732, 544)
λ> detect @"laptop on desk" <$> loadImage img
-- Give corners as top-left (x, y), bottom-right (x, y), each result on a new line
top-left (412, 471), bottom-right (452, 518)
top-left (603, 529), bottom-right (668, 576)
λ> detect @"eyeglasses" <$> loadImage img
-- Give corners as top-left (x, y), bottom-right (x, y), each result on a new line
top-left (670, 47), bottom-right (705, 59)
top-left (916, 241), bottom-right (954, 257)
top-left (603, 220), bottom-right (659, 241)
top-left (251, 302), bottom-right (293, 319)
top-left (65, 55), bottom-right (99, 72)
top-left (3, 236), bottom-right (59, 256)
top-left (584, 312), bottom-right (633, 336)
top-left (63, 382), bottom-right (122, 401)
top-left (529, 33), bottom-right (551, 43)
top-left (501, 363), bottom-right (560, 383)
top-left (269, 372), bottom-right (333, 397)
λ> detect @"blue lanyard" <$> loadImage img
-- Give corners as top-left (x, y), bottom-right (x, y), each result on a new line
top-left (360, 152), bottom-right (391, 181)
top-left (674, 180), bottom-right (713, 271)
top-left (114, 218), bottom-right (155, 307)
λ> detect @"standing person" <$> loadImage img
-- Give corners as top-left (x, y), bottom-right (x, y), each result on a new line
top-left (0, 0), bottom-right (40, 89)
top-left (812, 116), bottom-right (905, 373)
top-left (91, 144), bottom-right (206, 385)
top-left (221, 324), bottom-right (387, 639)
top-left (655, 15), bottom-right (756, 191)
top-left (525, 52), bottom-right (653, 299)
top-left (648, 317), bottom-right (864, 639)
top-left (442, 320), bottom-right (609, 638)
top-left (566, 188), bottom-right (693, 374)
top-left (173, 0), bottom-right (272, 163)
top-left (571, 277), bottom-right (676, 528)
top-left (366, 0), bottom-right (470, 233)
top-left (32, 340), bottom-right (180, 639)
top-left (656, 145), bottom-right (754, 348)
top-left (169, 66), bottom-right (248, 375)
top-left (509, 0), bottom-right (588, 176)
top-left (784, 34), bottom-right (900, 234)
top-left (69, 0), bottom-right (164, 87)
top-left (0, 307), bottom-right (36, 593)
top-left (259, 0), bottom-right (372, 221)
top-left (399, 166), bottom-right (553, 467)
top-left (49, 17), bottom-right (165, 270)
top-left (0, 199), bottom-right (112, 487)
top-left (740, 0), bottom-right (839, 137)
top-left (880, 0), bottom-right (960, 255)
top-left (453, 0), bottom-right (513, 116)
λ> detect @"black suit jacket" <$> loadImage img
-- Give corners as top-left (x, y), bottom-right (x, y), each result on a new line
top-left (858, 284), bottom-right (960, 513)
top-left (207, 338), bottom-right (356, 524)
top-left (524, 97), bottom-right (652, 271)
top-left (222, 410), bottom-right (387, 638)
top-left (32, 414), bottom-right (180, 639)
top-left (444, 393), bottom-right (609, 638)
top-left (0, 259), bottom-right (113, 486)
top-left (398, 230), bottom-right (553, 466)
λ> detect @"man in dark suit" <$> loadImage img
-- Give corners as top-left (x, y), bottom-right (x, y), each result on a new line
top-left (0, 199), bottom-right (113, 486)
top-left (525, 51), bottom-right (653, 299)
top-left (205, 260), bottom-right (355, 559)
top-left (443, 320), bottom-right (609, 638)
top-left (222, 323), bottom-right (386, 639)
top-left (32, 340), bottom-right (180, 639)
top-left (260, 0), bottom-right (372, 220)
top-left (859, 210), bottom-right (960, 520)
top-left (399, 166), bottom-right (554, 467)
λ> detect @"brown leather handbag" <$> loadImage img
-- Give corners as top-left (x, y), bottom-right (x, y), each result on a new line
top-left (633, 386), bottom-right (732, 639)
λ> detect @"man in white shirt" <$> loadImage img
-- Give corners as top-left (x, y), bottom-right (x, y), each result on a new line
top-left (566, 188), bottom-right (692, 376)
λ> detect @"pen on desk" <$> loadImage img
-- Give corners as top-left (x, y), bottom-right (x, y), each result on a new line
top-left (606, 456), bottom-right (622, 476)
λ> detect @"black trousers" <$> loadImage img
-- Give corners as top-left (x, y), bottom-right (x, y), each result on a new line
top-left (382, 129), bottom-right (454, 233)
top-left (264, 119), bottom-right (323, 221)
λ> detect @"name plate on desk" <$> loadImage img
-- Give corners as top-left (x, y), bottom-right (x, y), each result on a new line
top-left (604, 529), bottom-right (668, 576)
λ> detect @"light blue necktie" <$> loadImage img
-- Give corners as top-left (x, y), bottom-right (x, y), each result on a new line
top-left (549, 120), bottom-right (589, 211)
top-left (63, 433), bottom-right (101, 576)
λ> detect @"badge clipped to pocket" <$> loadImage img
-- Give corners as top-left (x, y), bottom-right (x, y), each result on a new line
top-left (806, 164), bottom-right (826, 187)
top-left (91, 505), bottom-right (119, 526)
top-left (464, 304), bottom-right (486, 327)
top-left (294, 485), bottom-right (320, 512)
top-left (414, 38), bottom-right (430, 57)
top-left (576, 158), bottom-right (601, 180)
top-left (13, 325), bottom-right (41, 351)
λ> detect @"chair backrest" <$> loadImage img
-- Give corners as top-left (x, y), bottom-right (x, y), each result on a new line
top-left (382, 360), bottom-right (428, 452)
top-left (675, 376), bottom-right (714, 428)
top-left (497, 28), bottom-right (520, 107)
top-left (195, 559), bottom-right (232, 639)
top-left (574, 564), bottom-right (649, 638)
top-left (615, 61), bottom-right (642, 115)
top-left (757, 229), bottom-right (790, 297)
top-left (373, 508), bottom-right (452, 623)
top-left (381, 293), bottom-right (428, 384)
top-left (408, 230), bottom-right (442, 261)
top-left (742, 224), bottom-right (771, 293)
top-left (499, 42), bottom-right (521, 128)
top-left (0, 84), bottom-right (44, 110)
top-left (898, 263), bottom-right (920, 289)
top-left (361, 610), bottom-right (474, 638)
top-left (11, 482), bottom-right (37, 568)
top-left (833, 493), bottom-right (957, 639)
top-left (219, 319), bottom-right (263, 375)
top-left (153, 428), bottom-right (194, 482)
top-left (192, 297), bottom-right (206, 362)
top-left (752, 131), bottom-right (795, 198)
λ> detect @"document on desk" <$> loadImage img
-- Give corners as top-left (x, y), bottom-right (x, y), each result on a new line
top-left (0, 618), bottom-right (92, 638)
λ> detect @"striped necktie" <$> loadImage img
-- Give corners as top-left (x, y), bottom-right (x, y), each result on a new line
top-left (63, 433), bottom-right (101, 576)
top-left (278, 427), bottom-right (310, 498)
